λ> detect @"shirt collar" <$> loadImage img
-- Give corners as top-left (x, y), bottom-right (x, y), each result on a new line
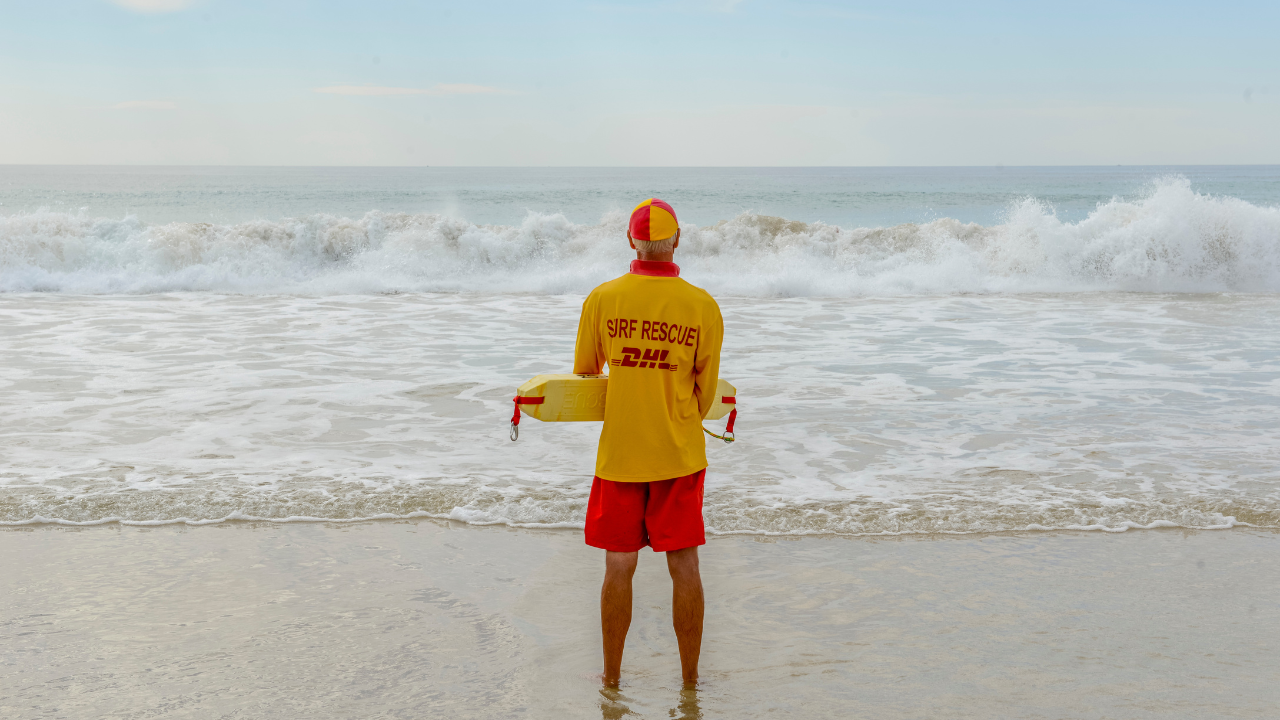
top-left (629, 259), bottom-right (681, 277)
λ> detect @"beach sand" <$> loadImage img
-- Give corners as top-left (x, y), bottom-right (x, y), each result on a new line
top-left (3, 523), bottom-right (1277, 719)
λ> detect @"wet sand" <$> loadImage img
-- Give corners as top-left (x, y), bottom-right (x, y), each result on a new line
top-left (2, 523), bottom-right (1277, 719)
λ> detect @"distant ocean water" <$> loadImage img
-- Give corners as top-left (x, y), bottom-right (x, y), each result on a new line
top-left (1, 166), bottom-right (1278, 533)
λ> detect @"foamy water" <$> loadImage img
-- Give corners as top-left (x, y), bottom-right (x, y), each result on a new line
top-left (2, 168), bottom-right (1278, 533)
top-left (3, 177), bottom-right (1279, 295)
top-left (2, 292), bottom-right (1277, 534)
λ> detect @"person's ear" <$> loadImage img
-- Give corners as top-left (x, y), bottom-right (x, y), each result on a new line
top-left (628, 231), bottom-right (636, 250)
top-left (673, 228), bottom-right (680, 250)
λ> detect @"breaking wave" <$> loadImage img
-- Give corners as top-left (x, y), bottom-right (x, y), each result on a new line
top-left (2, 176), bottom-right (1278, 295)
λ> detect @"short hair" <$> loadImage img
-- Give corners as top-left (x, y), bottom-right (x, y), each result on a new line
top-left (632, 233), bottom-right (677, 254)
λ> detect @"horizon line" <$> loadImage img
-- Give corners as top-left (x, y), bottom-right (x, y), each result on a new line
top-left (3, 163), bottom-right (1279, 169)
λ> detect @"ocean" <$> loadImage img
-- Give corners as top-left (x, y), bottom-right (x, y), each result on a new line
top-left (2, 165), bottom-right (1279, 535)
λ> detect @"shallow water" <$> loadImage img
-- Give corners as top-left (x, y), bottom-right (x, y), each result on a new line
top-left (2, 165), bottom-right (1278, 532)
top-left (3, 522), bottom-right (1276, 719)
top-left (3, 292), bottom-right (1277, 534)
top-left (3, 166), bottom-right (1279, 717)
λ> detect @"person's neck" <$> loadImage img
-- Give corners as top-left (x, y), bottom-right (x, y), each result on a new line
top-left (635, 251), bottom-right (675, 264)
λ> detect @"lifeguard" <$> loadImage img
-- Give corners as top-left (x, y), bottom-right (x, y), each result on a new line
top-left (573, 198), bottom-right (724, 687)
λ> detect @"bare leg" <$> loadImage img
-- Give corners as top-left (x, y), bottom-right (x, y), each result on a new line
top-left (666, 546), bottom-right (704, 684)
top-left (601, 550), bottom-right (639, 686)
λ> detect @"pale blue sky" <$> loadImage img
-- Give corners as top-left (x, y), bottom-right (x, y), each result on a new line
top-left (1, 0), bottom-right (1276, 165)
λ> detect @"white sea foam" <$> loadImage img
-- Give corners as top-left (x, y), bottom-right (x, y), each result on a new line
top-left (2, 177), bottom-right (1277, 295)
top-left (2, 292), bottom-right (1277, 534)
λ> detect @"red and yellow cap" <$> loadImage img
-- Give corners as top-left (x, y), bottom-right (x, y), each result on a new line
top-left (629, 198), bottom-right (679, 242)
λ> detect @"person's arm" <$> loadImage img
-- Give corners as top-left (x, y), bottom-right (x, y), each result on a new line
top-left (573, 292), bottom-right (606, 374)
top-left (693, 300), bottom-right (724, 419)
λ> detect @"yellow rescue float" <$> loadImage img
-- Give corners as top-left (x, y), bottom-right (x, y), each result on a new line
top-left (510, 375), bottom-right (738, 443)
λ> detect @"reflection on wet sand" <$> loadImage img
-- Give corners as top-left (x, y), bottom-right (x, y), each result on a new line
top-left (674, 685), bottom-right (703, 720)
top-left (3, 521), bottom-right (1277, 718)
top-left (598, 686), bottom-right (630, 719)
top-left (599, 685), bottom-right (701, 720)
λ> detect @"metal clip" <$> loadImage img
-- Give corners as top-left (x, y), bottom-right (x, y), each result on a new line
top-left (510, 422), bottom-right (519, 441)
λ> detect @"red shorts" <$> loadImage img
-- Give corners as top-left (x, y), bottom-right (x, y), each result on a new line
top-left (585, 469), bottom-right (706, 553)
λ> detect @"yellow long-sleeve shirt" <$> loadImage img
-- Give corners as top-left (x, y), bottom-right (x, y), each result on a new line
top-left (573, 260), bottom-right (724, 482)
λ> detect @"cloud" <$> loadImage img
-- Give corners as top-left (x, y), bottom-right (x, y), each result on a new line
top-left (108, 0), bottom-right (198, 13)
top-left (314, 84), bottom-right (502, 97)
top-left (113, 100), bottom-right (178, 110)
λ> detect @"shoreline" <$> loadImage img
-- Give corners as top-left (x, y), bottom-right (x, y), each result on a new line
top-left (4, 520), bottom-right (1277, 718)
top-left (3, 511), bottom-right (1268, 535)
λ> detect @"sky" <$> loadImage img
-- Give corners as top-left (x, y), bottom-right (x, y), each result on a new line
top-left (0, 0), bottom-right (1277, 166)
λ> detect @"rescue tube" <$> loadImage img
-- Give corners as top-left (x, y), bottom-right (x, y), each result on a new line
top-left (509, 375), bottom-right (737, 442)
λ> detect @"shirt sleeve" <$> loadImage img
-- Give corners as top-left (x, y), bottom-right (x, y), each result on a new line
top-left (573, 292), bottom-right (607, 375)
top-left (693, 297), bottom-right (724, 419)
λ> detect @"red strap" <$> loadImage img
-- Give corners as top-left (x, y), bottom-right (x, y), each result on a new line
top-left (511, 396), bottom-right (545, 426)
top-left (722, 396), bottom-right (737, 434)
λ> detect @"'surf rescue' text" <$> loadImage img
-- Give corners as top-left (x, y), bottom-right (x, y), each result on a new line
top-left (606, 318), bottom-right (699, 347)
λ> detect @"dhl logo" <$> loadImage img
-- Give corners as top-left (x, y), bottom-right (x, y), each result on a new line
top-left (609, 347), bottom-right (677, 371)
